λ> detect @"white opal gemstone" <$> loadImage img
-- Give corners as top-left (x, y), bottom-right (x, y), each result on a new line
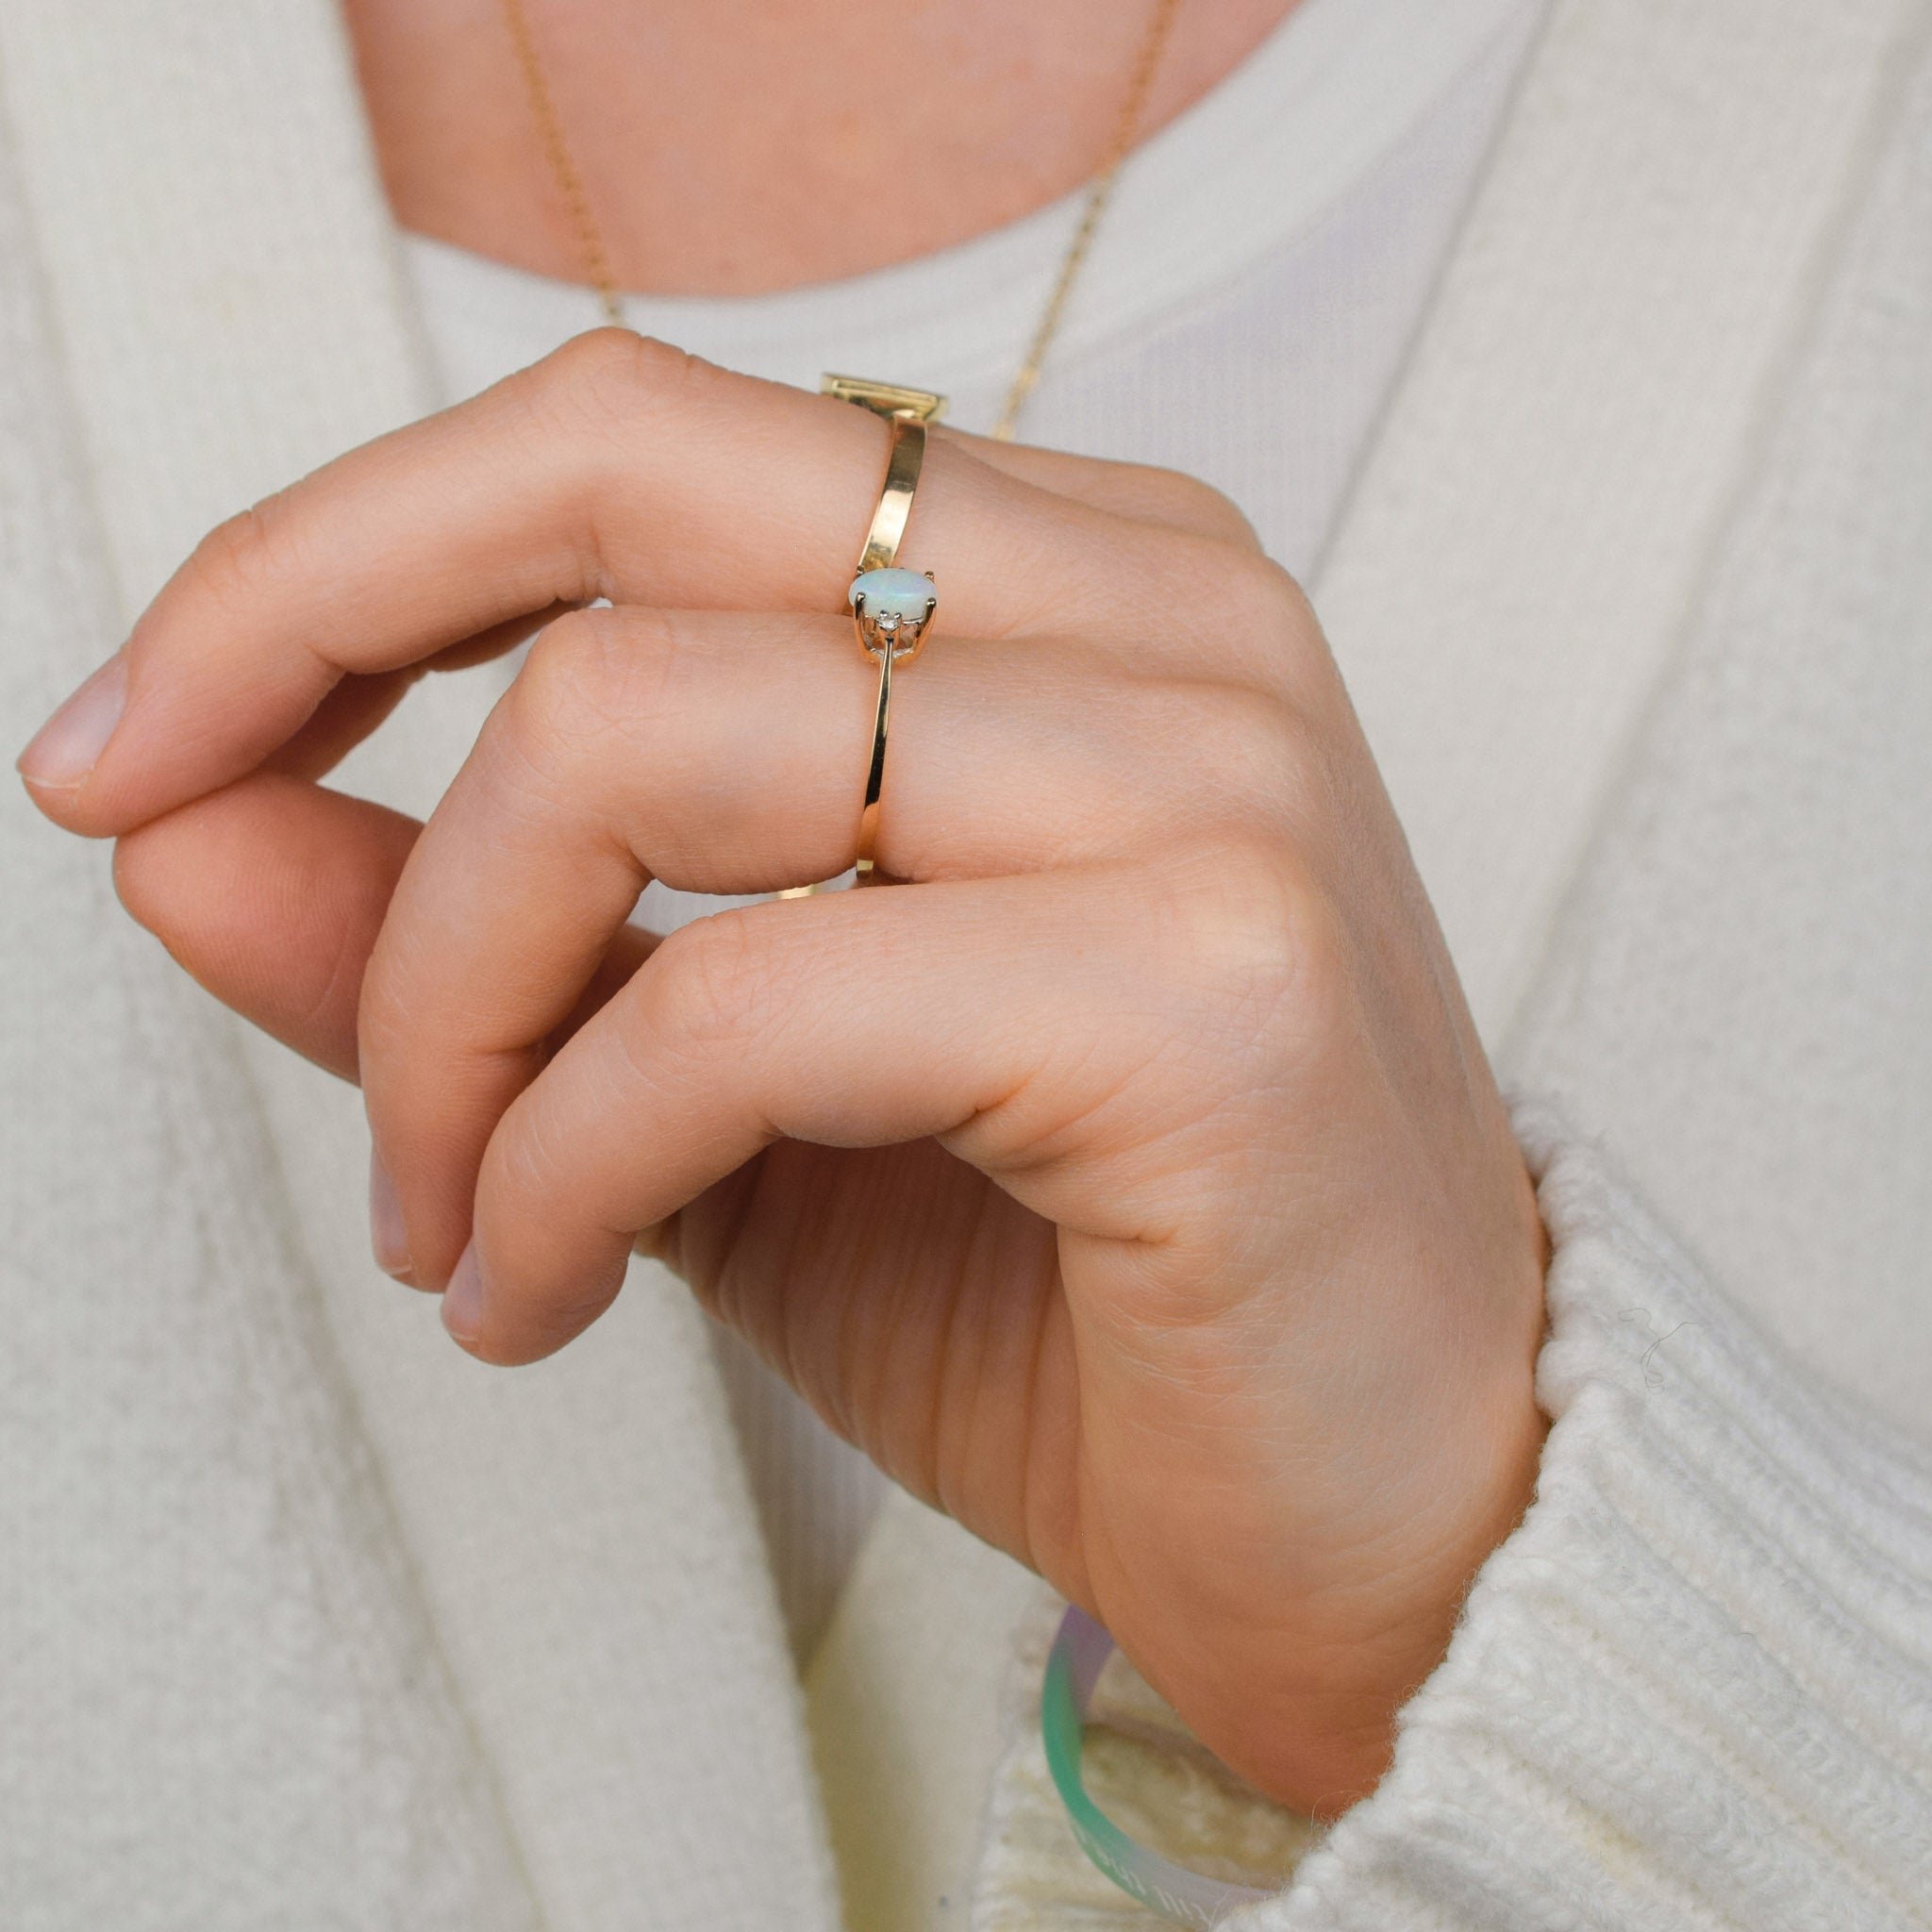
top-left (849, 567), bottom-right (937, 624)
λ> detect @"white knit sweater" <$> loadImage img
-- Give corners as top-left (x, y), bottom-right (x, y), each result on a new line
top-left (0, 1), bottom-right (1929, 1929)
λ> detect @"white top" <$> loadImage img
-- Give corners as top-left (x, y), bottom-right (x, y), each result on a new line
top-left (8, 2), bottom-right (1932, 1929)
top-left (403, 0), bottom-right (1547, 1664)
top-left (406, 0), bottom-right (1544, 583)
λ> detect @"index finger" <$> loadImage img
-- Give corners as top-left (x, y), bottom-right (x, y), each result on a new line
top-left (19, 332), bottom-right (1215, 838)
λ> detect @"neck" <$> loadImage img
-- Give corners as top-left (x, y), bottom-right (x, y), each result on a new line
top-left (342, 0), bottom-right (1299, 296)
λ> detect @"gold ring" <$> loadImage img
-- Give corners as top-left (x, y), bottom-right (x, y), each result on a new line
top-left (821, 375), bottom-right (946, 884)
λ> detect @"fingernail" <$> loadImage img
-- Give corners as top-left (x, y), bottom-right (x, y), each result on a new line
top-left (17, 653), bottom-right (128, 791)
top-left (442, 1243), bottom-right (486, 1345)
top-left (368, 1146), bottom-right (415, 1284)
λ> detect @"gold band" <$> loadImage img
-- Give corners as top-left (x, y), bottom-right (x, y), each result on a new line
top-left (821, 375), bottom-right (947, 886)
top-left (855, 640), bottom-right (894, 877)
top-left (820, 374), bottom-right (948, 423)
top-left (857, 414), bottom-right (926, 575)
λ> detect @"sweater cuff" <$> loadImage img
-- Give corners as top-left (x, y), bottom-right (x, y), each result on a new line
top-left (1254, 1103), bottom-right (1932, 1930)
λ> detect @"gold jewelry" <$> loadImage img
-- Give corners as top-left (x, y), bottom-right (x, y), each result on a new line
top-left (833, 381), bottom-right (943, 883)
top-left (991, 0), bottom-right (1181, 440)
top-left (500, 0), bottom-right (624, 326)
top-left (501, 0), bottom-right (1182, 440)
top-left (824, 375), bottom-right (945, 568)
top-left (848, 560), bottom-right (937, 879)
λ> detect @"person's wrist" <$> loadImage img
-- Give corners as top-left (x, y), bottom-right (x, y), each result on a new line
top-left (1250, 1391), bottom-right (1546, 1810)
top-left (1211, 1171), bottom-right (1551, 1811)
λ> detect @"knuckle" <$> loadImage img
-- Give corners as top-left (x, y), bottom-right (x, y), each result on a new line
top-left (1228, 689), bottom-right (1337, 831)
top-left (1125, 683), bottom-right (1257, 827)
top-left (501, 607), bottom-right (674, 792)
top-left (537, 327), bottom-right (709, 428)
top-left (1217, 548), bottom-right (1315, 639)
top-left (643, 906), bottom-right (776, 1056)
top-left (187, 492), bottom-right (304, 612)
top-left (1165, 836), bottom-right (1347, 1040)
top-left (1188, 681), bottom-right (1316, 796)
top-left (515, 332), bottom-right (714, 593)
top-left (1133, 465), bottom-right (1259, 547)
top-left (510, 608), bottom-right (615, 743)
top-left (1162, 543), bottom-right (1330, 699)
top-left (1136, 676), bottom-right (1334, 843)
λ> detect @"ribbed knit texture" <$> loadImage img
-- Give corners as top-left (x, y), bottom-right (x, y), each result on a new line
top-left (974, 0), bottom-right (1932, 1924)
top-left (973, 1119), bottom-right (1932, 1930)
top-left (1258, 1111), bottom-right (1932, 1930)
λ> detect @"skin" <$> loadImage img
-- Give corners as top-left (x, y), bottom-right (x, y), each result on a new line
top-left (18, 339), bottom-right (1548, 1813)
top-left (341, 0), bottom-right (1304, 292)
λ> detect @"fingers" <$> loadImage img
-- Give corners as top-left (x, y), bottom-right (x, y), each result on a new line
top-left (358, 602), bottom-right (1305, 1284)
top-left (942, 430), bottom-right (1261, 549)
top-left (112, 772), bottom-right (662, 1086)
top-left (443, 866), bottom-right (1202, 1364)
top-left (258, 606), bottom-right (582, 783)
top-left (260, 672), bottom-right (418, 784)
top-left (112, 776), bottom-right (421, 1081)
top-left (24, 333), bottom-right (1227, 840)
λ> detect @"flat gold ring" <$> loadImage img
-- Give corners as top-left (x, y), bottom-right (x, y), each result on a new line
top-left (821, 374), bottom-right (947, 884)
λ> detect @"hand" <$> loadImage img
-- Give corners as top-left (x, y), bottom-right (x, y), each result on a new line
top-left (19, 333), bottom-right (1547, 1814)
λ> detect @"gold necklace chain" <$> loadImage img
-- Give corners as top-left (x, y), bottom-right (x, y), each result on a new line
top-left (500, 0), bottom-right (1182, 441)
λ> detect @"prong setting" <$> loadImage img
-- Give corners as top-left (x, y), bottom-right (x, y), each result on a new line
top-left (850, 566), bottom-right (940, 662)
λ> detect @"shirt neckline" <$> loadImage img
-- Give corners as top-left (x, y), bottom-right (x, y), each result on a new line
top-left (406, 0), bottom-right (1540, 392)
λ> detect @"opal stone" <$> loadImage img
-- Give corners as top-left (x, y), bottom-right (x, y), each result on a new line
top-left (849, 567), bottom-right (937, 625)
